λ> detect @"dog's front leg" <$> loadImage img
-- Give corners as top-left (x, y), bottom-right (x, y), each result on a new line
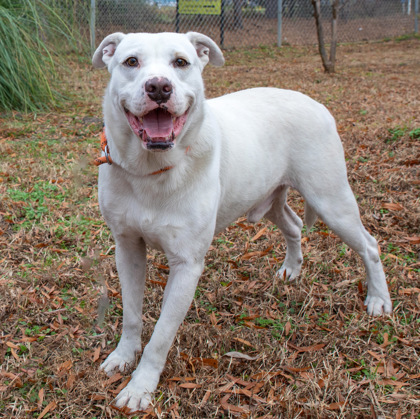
top-left (113, 259), bottom-right (204, 412)
top-left (101, 236), bottom-right (146, 375)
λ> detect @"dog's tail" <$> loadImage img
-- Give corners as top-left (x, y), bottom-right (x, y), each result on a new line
top-left (304, 202), bottom-right (317, 230)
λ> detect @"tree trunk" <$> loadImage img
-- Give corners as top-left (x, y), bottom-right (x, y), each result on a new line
top-left (329, 0), bottom-right (339, 71)
top-left (311, 0), bottom-right (340, 73)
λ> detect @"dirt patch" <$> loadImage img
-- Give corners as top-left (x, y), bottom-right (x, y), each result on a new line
top-left (0, 38), bottom-right (419, 418)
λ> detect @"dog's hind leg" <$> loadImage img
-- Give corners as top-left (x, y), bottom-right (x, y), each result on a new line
top-left (300, 179), bottom-right (392, 315)
top-left (264, 186), bottom-right (304, 280)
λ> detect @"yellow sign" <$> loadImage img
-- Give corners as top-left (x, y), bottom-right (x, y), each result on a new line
top-left (178, 0), bottom-right (222, 15)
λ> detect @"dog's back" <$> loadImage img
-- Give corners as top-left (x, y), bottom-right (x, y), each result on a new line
top-left (207, 87), bottom-right (346, 232)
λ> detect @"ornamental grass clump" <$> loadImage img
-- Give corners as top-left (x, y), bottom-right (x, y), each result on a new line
top-left (0, 0), bottom-right (78, 112)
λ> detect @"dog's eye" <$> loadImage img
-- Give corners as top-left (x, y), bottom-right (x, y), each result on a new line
top-left (124, 57), bottom-right (139, 67)
top-left (174, 58), bottom-right (189, 68)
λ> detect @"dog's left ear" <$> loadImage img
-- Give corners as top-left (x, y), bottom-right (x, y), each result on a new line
top-left (92, 32), bottom-right (126, 69)
top-left (186, 32), bottom-right (225, 68)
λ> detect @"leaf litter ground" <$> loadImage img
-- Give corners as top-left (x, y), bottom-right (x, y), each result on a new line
top-left (0, 38), bottom-right (419, 418)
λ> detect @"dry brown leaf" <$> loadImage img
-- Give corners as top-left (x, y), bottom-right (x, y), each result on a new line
top-left (199, 389), bottom-right (211, 408)
top-left (38, 388), bottom-right (44, 410)
top-left (405, 236), bottom-right (420, 245)
top-left (282, 365), bottom-right (311, 373)
top-left (300, 371), bottom-right (314, 380)
top-left (10, 348), bottom-right (19, 361)
top-left (90, 394), bottom-right (106, 401)
top-left (209, 311), bottom-right (218, 326)
top-left (2, 372), bottom-right (22, 388)
top-left (367, 351), bottom-right (384, 361)
top-left (167, 376), bottom-right (183, 381)
top-left (187, 356), bottom-right (218, 368)
top-left (358, 280), bottom-right (364, 296)
top-left (398, 287), bottom-right (420, 295)
top-left (242, 246), bottom-right (272, 260)
top-left (66, 373), bottom-right (76, 390)
top-left (251, 226), bottom-right (268, 241)
top-left (58, 360), bottom-right (73, 371)
top-left (220, 401), bottom-right (250, 413)
top-left (287, 342), bottom-right (326, 353)
top-left (38, 401), bottom-right (57, 419)
top-left (377, 379), bottom-right (410, 387)
top-left (115, 377), bottom-right (131, 393)
top-left (153, 262), bottom-right (170, 270)
top-left (285, 321), bottom-right (291, 335)
top-left (105, 373), bottom-right (123, 386)
top-left (380, 332), bottom-right (390, 348)
top-left (149, 279), bottom-right (167, 288)
top-left (6, 341), bottom-right (19, 349)
top-left (325, 401), bottom-right (346, 410)
top-left (233, 337), bottom-right (254, 347)
top-left (179, 383), bottom-right (201, 389)
top-left (381, 202), bottom-right (404, 211)
top-left (92, 346), bottom-right (101, 362)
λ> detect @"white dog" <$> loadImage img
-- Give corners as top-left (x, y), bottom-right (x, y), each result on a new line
top-left (92, 31), bottom-right (392, 412)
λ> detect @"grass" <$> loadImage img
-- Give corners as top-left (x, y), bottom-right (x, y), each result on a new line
top-left (0, 0), bottom-right (82, 112)
top-left (0, 38), bottom-right (419, 418)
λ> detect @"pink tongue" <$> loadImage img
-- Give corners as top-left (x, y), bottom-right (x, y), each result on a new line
top-left (143, 109), bottom-right (173, 139)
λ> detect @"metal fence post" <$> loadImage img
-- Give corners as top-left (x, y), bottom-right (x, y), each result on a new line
top-left (176, 0), bottom-right (180, 33)
top-left (90, 0), bottom-right (96, 53)
top-left (221, 0), bottom-right (225, 47)
top-left (277, 0), bottom-right (283, 47)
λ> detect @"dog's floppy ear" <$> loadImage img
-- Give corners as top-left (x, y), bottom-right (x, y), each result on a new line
top-left (92, 32), bottom-right (125, 69)
top-left (186, 32), bottom-right (225, 68)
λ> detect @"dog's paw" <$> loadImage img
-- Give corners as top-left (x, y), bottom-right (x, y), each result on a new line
top-left (100, 347), bottom-right (138, 376)
top-left (365, 294), bottom-right (392, 316)
top-left (276, 262), bottom-right (301, 281)
top-left (112, 384), bottom-right (152, 413)
top-left (112, 369), bottom-right (160, 413)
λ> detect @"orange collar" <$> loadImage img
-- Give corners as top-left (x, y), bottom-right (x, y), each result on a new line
top-left (94, 129), bottom-right (113, 166)
top-left (94, 128), bottom-right (175, 175)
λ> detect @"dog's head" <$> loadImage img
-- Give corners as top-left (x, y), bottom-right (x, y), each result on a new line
top-left (93, 32), bottom-right (224, 152)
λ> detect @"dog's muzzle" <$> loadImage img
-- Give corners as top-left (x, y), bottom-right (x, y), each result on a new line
top-left (124, 107), bottom-right (189, 152)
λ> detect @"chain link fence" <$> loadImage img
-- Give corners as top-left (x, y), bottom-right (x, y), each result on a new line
top-left (68, 0), bottom-right (419, 49)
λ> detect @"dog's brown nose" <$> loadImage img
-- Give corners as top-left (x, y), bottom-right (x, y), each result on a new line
top-left (145, 77), bottom-right (173, 104)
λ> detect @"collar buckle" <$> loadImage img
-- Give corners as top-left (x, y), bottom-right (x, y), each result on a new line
top-left (104, 144), bottom-right (112, 165)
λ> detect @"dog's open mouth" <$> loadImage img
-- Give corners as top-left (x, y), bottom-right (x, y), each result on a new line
top-left (124, 107), bottom-right (188, 151)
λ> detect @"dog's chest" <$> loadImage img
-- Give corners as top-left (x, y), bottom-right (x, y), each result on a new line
top-left (117, 199), bottom-right (181, 250)
top-left (99, 175), bottom-right (191, 250)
